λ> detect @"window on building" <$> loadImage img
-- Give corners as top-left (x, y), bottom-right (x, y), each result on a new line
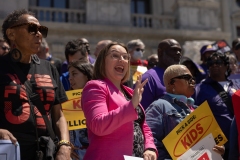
top-left (237, 26), bottom-right (240, 37)
top-left (131, 0), bottom-right (151, 14)
top-left (237, 0), bottom-right (240, 7)
top-left (29, 0), bottom-right (86, 23)
top-left (131, 0), bottom-right (152, 27)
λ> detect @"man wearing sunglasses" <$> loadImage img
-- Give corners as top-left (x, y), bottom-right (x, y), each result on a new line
top-left (139, 39), bottom-right (182, 110)
top-left (193, 52), bottom-right (240, 160)
top-left (0, 38), bottom-right (10, 56)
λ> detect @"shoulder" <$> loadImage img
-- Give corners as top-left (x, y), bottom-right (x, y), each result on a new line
top-left (0, 54), bottom-right (11, 64)
top-left (196, 78), bottom-right (209, 87)
top-left (60, 72), bottom-right (69, 78)
top-left (51, 56), bottom-right (62, 62)
top-left (0, 55), bottom-right (11, 73)
top-left (83, 80), bottom-right (108, 91)
top-left (146, 98), bottom-right (173, 114)
top-left (82, 80), bottom-right (109, 100)
top-left (38, 59), bottom-right (58, 73)
top-left (142, 68), bottom-right (157, 80)
top-left (39, 58), bottom-right (51, 65)
top-left (230, 79), bottom-right (240, 88)
top-left (143, 67), bottom-right (164, 79)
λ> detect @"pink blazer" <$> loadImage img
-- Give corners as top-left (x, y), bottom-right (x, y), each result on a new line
top-left (81, 78), bottom-right (157, 160)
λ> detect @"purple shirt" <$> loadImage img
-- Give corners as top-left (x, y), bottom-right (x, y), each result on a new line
top-left (193, 77), bottom-right (240, 148)
top-left (140, 67), bottom-right (166, 110)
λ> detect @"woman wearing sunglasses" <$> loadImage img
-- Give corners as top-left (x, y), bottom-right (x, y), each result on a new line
top-left (0, 9), bottom-right (71, 160)
top-left (145, 64), bottom-right (225, 160)
top-left (81, 42), bottom-right (157, 160)
top-left (193, 52), bottom-right (240, 160)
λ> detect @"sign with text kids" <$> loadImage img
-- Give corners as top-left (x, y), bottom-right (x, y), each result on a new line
top-left (61, 89), bottom-right (86, 130)
top-left (162, 101), bottom-right (227, 160)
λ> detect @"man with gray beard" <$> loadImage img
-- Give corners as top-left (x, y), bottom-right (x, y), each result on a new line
top-left (139, 39), bottom-right (182, 109)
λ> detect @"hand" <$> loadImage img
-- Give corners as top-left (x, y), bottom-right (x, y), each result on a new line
top-left (71, 146), bottom-right (80, 160)
top-left (0, 129), bottom-right (17, 145)
top-left (212, 145), bottom-right (225, 155)
top-left (143, 150), bottom-right (157, 160)
top-left (55, 145), bottom-right (71, 160)
top-left (131, 75), bottom-right (148, 108)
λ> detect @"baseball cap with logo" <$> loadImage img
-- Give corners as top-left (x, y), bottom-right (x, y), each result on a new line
top-left (200, 44), bottom-right (218, 55)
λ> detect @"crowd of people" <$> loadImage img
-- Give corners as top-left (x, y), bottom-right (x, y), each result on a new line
top-left (1, 9), bottom-right (240, 160)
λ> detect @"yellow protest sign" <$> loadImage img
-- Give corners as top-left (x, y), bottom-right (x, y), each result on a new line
top-left (162, 101), bottom-right (227, 160)
top-left (65, 89), bottom-right (82, 100)
top-left (130, 65), bottom-right (147, 84)
top-left (62, 89), bottom-right (86, 130)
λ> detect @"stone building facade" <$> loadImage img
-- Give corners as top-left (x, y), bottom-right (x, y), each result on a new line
top-left (0, 0), bottom-right (237, 60)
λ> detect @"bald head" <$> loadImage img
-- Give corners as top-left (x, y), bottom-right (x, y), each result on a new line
top-left (94, 40), bottom-right (112, 57)
top-left (157, 39), bottom-right (182, 69)
top-left (158, 39), bottom-right (180, 50)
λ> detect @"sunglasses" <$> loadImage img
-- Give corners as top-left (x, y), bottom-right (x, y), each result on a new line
top-left (110, 52), bottom-right (131, 61)
top-left (207, 60), bottom-right (224, 67)
top-left (135, 48), bottom-right (144, 52)
top-left (10, 23), bottom-right (48, 38)
top-left (1, 46), bottom-right (10, 51)
top-left (170, 74), bottom-right (195, 84)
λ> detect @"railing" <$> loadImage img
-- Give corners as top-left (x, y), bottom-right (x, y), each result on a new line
top-left (29, 6), bottom-right (86, 23)
top-left (28, 7), bottom-right (175, 29)
top-left (131, 13), bottom-right (175, 29)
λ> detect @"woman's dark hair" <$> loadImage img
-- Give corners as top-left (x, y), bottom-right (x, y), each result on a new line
top-left (93, 41), bottom-right (130, 83)
top-left (2, 9), bottom-right (35, 45)
top-left (206, 51), bottom-right (231, 77)
top-left (68, 60), bottom-right (93, 81)
top-left (65, 39), bottom-right (88, 62)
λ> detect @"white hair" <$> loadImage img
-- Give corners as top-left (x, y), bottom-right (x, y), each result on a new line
top-left (127, 39), bottom-right (145, 51)
top-left (163, 64), bottom-right (188, 87)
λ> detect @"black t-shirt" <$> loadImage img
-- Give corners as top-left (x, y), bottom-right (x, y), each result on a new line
top-left (0, 54), bottom-right (67, 137)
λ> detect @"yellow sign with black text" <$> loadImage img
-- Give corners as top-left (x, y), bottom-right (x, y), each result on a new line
top-left (162, 101), bottom-right (227, 160)
top-left (62, 89), bottom-right (86, 130)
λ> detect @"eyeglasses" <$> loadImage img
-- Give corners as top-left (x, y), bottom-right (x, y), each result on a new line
top-left (110, 52), bottom-right (131, 61)
top-left (170, 74), bottom-right (195, 84)
top-left (207, 60), bottom-right (224, 67)
top-left (135, 48), bottom-right (144, 52)
top-left (1, 46), bottom-right (10, 51)
top-left (10, 23), bottom-right (48, 38)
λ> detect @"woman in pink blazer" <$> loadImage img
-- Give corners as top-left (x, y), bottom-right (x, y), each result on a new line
top-left (81, 42), bottom-right (157, 160)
